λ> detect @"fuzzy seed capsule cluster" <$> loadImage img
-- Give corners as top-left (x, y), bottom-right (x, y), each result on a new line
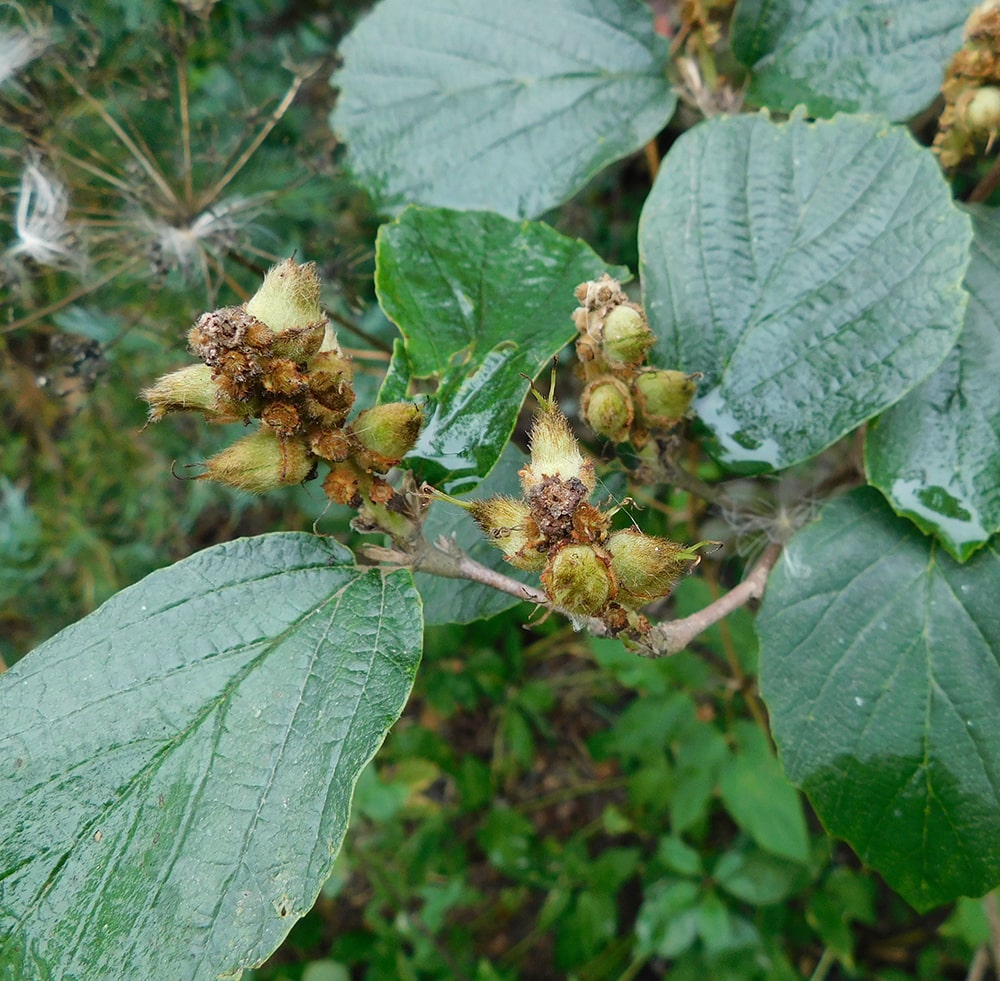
top-left (142, 259), bottom-right (421, 506)
top-left (572, 274), bottom-right (699, 446)
top-left (934, 1), bottom-right (1000, 167)
top-left (466, 390), bottom-right (707, 635)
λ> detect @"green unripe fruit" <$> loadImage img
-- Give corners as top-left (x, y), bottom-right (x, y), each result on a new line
top-left (352, 402), bottom-right (423, 465)
top-left (602, 303), bottom-right (653, 367)
top-left (520, 399), bottom-right (596, 495)
top-left (469, 496), bottom-right (546, 571)
top-left (245, 258), bottom-right (323, 334)
top-left (201, 429), bottom-right (314, 494)
top-left (606, 529), bottom-right (692, 607)
top-left (541, 543), bottom-right (616, 617)
top-left (269, 320), bottom-right (327, 362)
top-left (142, 363), bottom-right (248, 423)
top-left (633, 369), bottom-right (698, 428)
top-left (582, 377), bottom-right (634, 443)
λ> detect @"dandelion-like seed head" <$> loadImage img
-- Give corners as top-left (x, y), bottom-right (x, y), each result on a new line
top-left (6, 159), bottom-right (85, 271)
top-left (138, 195), bottom-right (266, 284)
top-left (0, 7), bottom-right (51, 88)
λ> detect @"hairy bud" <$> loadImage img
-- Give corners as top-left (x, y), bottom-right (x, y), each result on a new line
top-left (201, 429), bottom-right (314, 494)
top-left (541, 543), bottom-right (616, 617)
top-left (607, 530), bottom-right (702, 608)
top-left (633, 369), bottom-right (698, 428)
top-left (582, 377), bottom-right (634, 442)
top-left (469, 496), bottom-right (547, 571)
top-left (602, 304), bottom-right (653, 368)
top-left (142, 363), bottom-right (247, 423)
top-left (352, 402), bottom-right (423, 467)
top-left (245, 258), bottom-right (323, 334)
top-left (520, 398), bottom-right (596, 495)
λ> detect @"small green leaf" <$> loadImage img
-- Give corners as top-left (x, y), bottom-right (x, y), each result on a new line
top-left (866, 205), bottom-right (1000, 561)
top-left (713, 848), bottom-right (808, 906)
top-left (640, 112), bottom-right (972, 470)
top-left (717, 722), bottom-right (810, 864)
top-left (330, 0), bottom-right (675, 218)
top-left (376, 206), bottom-right (627, 490)
top-left (634, 879), bottom-right (700, 958)
top-left (0, 533), bottom-right (422, 980)
top-left (731, 0), bottom-right (969, 121)
top-left (758, 488), bottom-right (1000, 911)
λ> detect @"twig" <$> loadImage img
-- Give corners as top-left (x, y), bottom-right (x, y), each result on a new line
top-left (969, 153), bottom-right (1000, 204)
top-left (636, 543), bottom-right (782, 657)
top-left (966, 943), bottom-right (990, 981)
top-left (983, 890), bottom-right (1000, 976)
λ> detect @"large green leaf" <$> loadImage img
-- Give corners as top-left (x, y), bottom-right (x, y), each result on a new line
top-left (731, 0), bottom-right (970, 121)
top-left (639, 112), bottom-right (972, 471)
top-left (757, 488), bottom-right (1000, 911)
top-left (330, 0), bottom-right (675, 219)
top-left (0, 533), bottom-right (422, 980)
top-left (866, 205), bottom-right (1000, 562)
top-left (376, 206), bottom-right (628, 492)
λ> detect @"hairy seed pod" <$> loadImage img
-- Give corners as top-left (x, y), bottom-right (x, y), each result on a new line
top-left (606, 529), bottom-right (694, 607)
top-left (309, 428), bottom-right (354, 462)
top-left (601, 303), bottom-right (653, 368)
top-left (142, 363), bottom-right (247, 423)
top-left (542, 543), bottom-right (616, 617)
top-left (520, 399), bottom-right (595, 495)
top-left (201, 429), bottom-right (314, 494)
top-left (582, 377), bottom-right (634, 442)
top-left (323, 463), bottom-right (362, 506)
top-left (352, 402), bottom-right (423, 466)
top-left (633, 369), bottom-right (698, 428)
top-left (245, 258), bottom-right (323, 334)
top-left (469, 496), bottom-right (546, 571)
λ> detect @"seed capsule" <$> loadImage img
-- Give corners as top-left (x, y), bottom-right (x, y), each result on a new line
top-left (469, 496), bottom-right (546, 571)
top-left (541, 543), bottom-right (616, 617)
top-left (201, 429), bottom-right (314, 494)
top-left (142, 363), bottom-right (247, 423)
top-left (519, 397), bottom-right (595, 495)
top-left (633, 369), bottom-right (698, 428)
top-left (582, 377), bottom-right (634, 443)
top-left (352, 402), bottom-right (423, 467)
top-left (602, 304), bottom-right (653, 368)
top-left (606, 529), bottom-right (698, 608)
top-left (245, 258), bottom-right (323, 334)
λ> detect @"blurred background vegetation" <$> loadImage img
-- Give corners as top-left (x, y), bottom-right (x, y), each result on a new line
top-left (0, 1), bottom-right (994, 978)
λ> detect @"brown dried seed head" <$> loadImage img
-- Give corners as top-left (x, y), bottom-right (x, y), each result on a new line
top-left (261, 401), bottom-right (302, 438)
top-left (262, 358), bottom-right (308, 397)
top-left (323, 463), bottom-right (362, 507)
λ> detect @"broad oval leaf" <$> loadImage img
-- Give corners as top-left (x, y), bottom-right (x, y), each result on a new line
top-left (731, 0), bottom-right (970, 121)
top-left (757, 488), bottom-right (1000, 911)
top-left (866, 205), bottom-right (1000, 562)
top-left (376, 206), bottom-right (627, 492)
top-left (639, 112), bottom-right (972, 470)
top-left (0, 533), bottom-right (422, 980)
top-left (330, 0), bottom-right (676, 219)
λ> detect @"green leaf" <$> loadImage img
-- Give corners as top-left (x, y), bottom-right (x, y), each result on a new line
top-left (757, 488), bottom-right (1000, 911)
top-left (0, 533), bottom-right (422, 980)
top-left (0, 477), bottom-right (43, 607)
top-left (866, 205), bottom-right (1000, 562)
top-left (376, 206), bottom-right (627, 491)
top-left (731, 0), bottom-right (969, 121)
top-left (713, 848), bottom-right (807, 906)
top-left (639, 112), bottom-right (972, 470)
top-left (330, 0), bottom-right (675, 219)
top-left (634, 879), bottom-right (700, 958)
top-left (717, 721), bottom-right (811, 864)
top-left (417, 444), bottom-right (537, 625)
